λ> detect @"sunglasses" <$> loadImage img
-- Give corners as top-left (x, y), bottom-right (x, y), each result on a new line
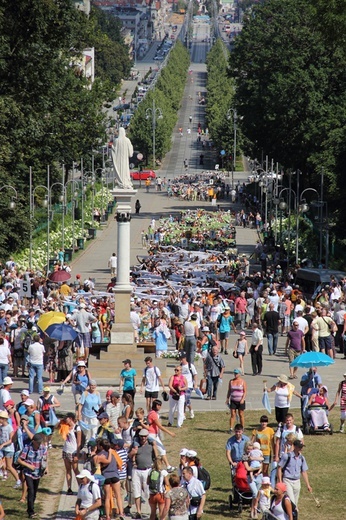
top-left (174, 369), bottom-right (181, 372)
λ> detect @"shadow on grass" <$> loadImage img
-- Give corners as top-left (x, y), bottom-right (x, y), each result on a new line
top-left (194, 427), bottom-right (229, 433)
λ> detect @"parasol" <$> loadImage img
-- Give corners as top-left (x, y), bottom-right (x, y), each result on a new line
top-left (48, 270), bottom-right (71, 282)
top-left (290, 351), bottom-right (335, 368)
top-left (45, 322), bottom-right (78, 342)
top-left (37, 311), bottom-right (66, 331)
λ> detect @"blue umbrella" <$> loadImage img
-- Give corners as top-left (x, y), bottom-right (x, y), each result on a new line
top-left (290, 351), bottom-right (335, 368)
top-left (45, 322), bottom-right (78, 342)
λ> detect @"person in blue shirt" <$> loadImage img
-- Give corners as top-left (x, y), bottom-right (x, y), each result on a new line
top-left (300, 366), bottom-right (322, 421)
top-left (119, 359), bottom-right (137, 400)
top-left (225, 424), bottom-right (249, 472)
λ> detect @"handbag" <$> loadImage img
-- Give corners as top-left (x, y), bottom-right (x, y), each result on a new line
top-left (49, 407), bottom-right (59, 426)
top-left (233, 351), bottom-right (238, 359)
top-left (172, 393), bottom-right (180, 401)
top-left (199, 378), bottom-right (208, 395)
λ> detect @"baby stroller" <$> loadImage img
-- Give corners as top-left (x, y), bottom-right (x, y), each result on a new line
top-left (303, 404), bottom-right (333, 435)
top-left (229, 461), bottom-right (253, 513)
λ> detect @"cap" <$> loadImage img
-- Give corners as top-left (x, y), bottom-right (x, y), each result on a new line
top-left (186, 450), bottom-right (197, 458)
top-left (21, 414), bottom-right (30, 421)
top-left (179, 350), bottom-right (187, 358)
top-left (321, 385), bottom-right (328, 392)
top-left (43, 386), bottom-right (50, 392)
top-left (293, 440), bottom-right (305, 449)
top-left (79, 303), bottom-right (86, 308)
top-left (4, 400), bottom-right (15, 407)
top-left (3, 376), bottom-right (13, 385)
top-left (77, 361), bottom-right (86, 367)
top-left (139, 429), bottom-right (149, 436)
top-left (122, 359), bottom-right (131, 364)
top-left (111, 391), bottom-right (120, 399)
top-left (0, 410), bottom-right (9, 419)
top-left (97, 412), bottom-right (109, 420)
top-left (233, 368), bottom-right (241, 374)
top-left (76, 469), bottom-right (96, 482)
top-left (202, 326), bottom-right (210, 332)
top-left (253, 442), bottom-right (261, 450)
top-left (239, 331), bottom-right (246, 336)
top-left (106, 389), bottom-right (114, 397)
top-left (180, 448), bottom-right (189, 456)
top-left (87, 439), bottom-right (97, 448)
top-left (24, 399), bottom-right (35, 406)
top-left (276, 482), bottom-right (287, 492)
top-left (262, 476), bottom-right (271, 485)
top-left (113, 438), bottom-right (125, 448)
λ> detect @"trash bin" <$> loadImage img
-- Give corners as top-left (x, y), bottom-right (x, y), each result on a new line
top-left (102, 211), bottom-right (109, 222)
top-left (77, 238), bottom-right (84, 250)
top-left (64, 248), bottom-right (73, 262)
top-left (88, 228), bottom-right (96, 239)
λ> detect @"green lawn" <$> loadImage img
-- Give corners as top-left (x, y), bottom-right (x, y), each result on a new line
top-left (164, 409), bottom-right (345, 520)
top-left (2, 409), bottom-right (343, 519)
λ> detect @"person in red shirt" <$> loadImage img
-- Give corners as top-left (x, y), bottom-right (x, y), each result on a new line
top-left (235, 291), bottom-right (248, 331)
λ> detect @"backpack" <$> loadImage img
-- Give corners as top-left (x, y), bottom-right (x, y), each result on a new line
top-left (271, 494), bottom-right (298, 520)
top-left (39, 395), bottom-right (54, 422)
top-left (148, 469), bottom-right (161, 494)
top-left (144, 366), bottom-right (159, 385)
top-left (197, 465), bottom-right (211, 490)
top-left (22, 331), bottom-right (33, 350)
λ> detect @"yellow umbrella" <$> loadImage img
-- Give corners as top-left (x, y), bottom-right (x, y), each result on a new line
top-left (37, 311), bottom-right (66, 331)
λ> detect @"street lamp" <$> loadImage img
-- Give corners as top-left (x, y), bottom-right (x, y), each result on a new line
top-left (0, 184), bottom-right (18, 209)
top-left (146, 99), bottom-right (163, 168)
top-left (278, 186), bottom-right (297, 266)
top-left (65, 177), bottom-right (78, 251)
top-left (32, 166), bottom-right (51, 274)
top-left (227, 108), bottom-right (237, 188)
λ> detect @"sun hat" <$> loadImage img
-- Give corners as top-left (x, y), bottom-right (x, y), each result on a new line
top-left (180, 448), bottom-right (189, 456)
top-left (234, 368), bottom-right (241, 374)
top-left (262, 477), bottom-right (270, 485)
top-left (0, 411), bottom-right (9, 419)
top-left (277, 374), bottom-right (289, 384)
top-left (253, 442), bottom-right (261, 450)
top-left (202, 326), bottom-right (210, 332)
top-left (239, 331), bottom-right (246, 336)
top-left (21, 389), bottom-right (30, 396)
top-left (76, 469), bottom-right (96, 482)
top-left (24, 399), bottom-right (35, 406)
top-left (139, 429), bottom-right (149, 436)
top-left (3, 376), bottom-right (13, 385)
top-left (4, 400), bottom-right (15, 408)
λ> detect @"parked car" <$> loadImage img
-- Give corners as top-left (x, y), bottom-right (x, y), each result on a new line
top-left (130, 170), bottom-right (156, 181)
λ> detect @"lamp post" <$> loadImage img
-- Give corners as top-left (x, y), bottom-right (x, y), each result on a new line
top-left (227, 108), bottom-right (237, 188)
top-left (65, 178), bottom-right (78, 250)
top-left (278, 186), bottom-right (297, 267)
top-left (146, 99), bottom-right (163, 168)
top-left (32, 167), bottom-right (51, 274)
top-left (0, 185), bottom-right (18, 208)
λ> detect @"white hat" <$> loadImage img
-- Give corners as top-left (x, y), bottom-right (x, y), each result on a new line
top-left (186, 450), bottom-right (197, 458)
top-left (3, 377), bottom-right (13, 385)
top-left (24, 399), bottom-right (35, 406)
top-left (79, 302), bottom-right (86, 309)
top-left (202, 326), bottom-right (210, 332)
top-left (180, 448), bottom-right (189, 456)
top-left (76, 469), bottom-right (96, 482)
top-left (21, 390), bottom-right (30, 396)
top-left (253, 442), bottom-right (261, 450)
top-left (77, 361), bottom-right (86, 367)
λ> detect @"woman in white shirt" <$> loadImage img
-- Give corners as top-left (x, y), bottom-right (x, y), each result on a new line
top-left (27, 334), bottom-right (45, 394)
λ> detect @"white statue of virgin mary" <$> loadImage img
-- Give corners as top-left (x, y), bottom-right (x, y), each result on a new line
top-left (111, 127), bottom-right (134, 189)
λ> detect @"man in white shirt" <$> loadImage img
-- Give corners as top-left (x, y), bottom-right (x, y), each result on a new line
top-left (130, 305), bottom-right (141, 342)
top-left (250, 323), bottom-right (263, 376)
top-left (178, 295), bottom-right (190, 322)
top-left (182, 466), bottom-right (206, 519)
top-left (140, 356), bottom-right (166, 412)
top-left (108, 253), bottom-right (117, 275)
top-left (75, 469), bottom-right (101, 520)
top-left (27, 335), bottom-right (45, 394)
top-left (295, 311), bottom-right (309, 334)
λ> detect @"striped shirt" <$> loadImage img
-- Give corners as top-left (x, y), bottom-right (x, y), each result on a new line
top-left (20, 443), bottom-right (48, 479)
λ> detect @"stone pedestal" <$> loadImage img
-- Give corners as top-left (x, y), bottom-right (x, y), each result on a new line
top-left (111, 188), bottom-right (137, 356)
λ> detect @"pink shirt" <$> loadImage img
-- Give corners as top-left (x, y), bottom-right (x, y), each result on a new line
top-left (235, 297), bottom-right (247, 313)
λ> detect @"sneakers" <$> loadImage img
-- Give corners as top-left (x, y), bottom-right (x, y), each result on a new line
top-left (167, 466), bottom-right (176, 473)
top-left (2, 473), bottom-right (8, 481)
top-left (48, 442), bottom-right (52, 449)
top-left (190, 410), bottom-right (195, 419)
top-left (132, 513), bottom-right (142, 519)
top-left (14, 480), bottom-right (22, 489)
top-left (224, 350), bottom-right (229, 355)
top-left (340, 425), bottom-right (344, 433)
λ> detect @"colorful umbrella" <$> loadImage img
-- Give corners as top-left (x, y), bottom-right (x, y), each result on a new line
top-left (37, 311), bottom-right (66, 331)
top-left (290, 351), bottom-right (335, 368)
top-left (48, 270), bottom-right (71, 282)
top-left (45, 323), bottom-right (78, 342)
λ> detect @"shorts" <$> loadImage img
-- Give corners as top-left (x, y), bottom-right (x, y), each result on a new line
top-left (0, 450), bottom-right (14, 459)
top-left (62, 451), bottom-right (77, 462)
top-left (185, 388), bottom-right (192, 406)
top-left (341, 410), bottom-right (346, 420)
top-left (219, 331), bottom-right (230, 340)
top-left (149, 492), bottom-right (165, 505)
top-left (288, 348), bottom-right (301, 363)
top-left (284, 316), bottom-right (291, 327)
top-left (263, 455), bottom-right (270, 464)
top-left (230, 400), bottom-right (245, 411)
top-left (104, 476), bottom-right (120, 485)
top-left (145, 391), bottom-right (159, 399)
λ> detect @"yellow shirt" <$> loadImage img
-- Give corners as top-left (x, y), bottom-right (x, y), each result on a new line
top-left (252, 426), bottom-right (275, 457)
